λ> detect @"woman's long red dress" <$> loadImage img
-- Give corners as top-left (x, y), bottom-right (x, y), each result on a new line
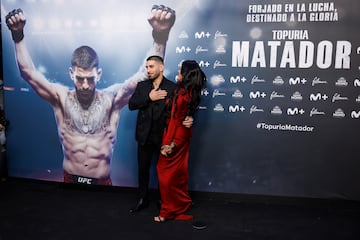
top-left (157, 88), bottom-right (193, 220)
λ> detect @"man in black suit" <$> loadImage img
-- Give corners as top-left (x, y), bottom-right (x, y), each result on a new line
top-left (128, 56), bottom-right (193, 213)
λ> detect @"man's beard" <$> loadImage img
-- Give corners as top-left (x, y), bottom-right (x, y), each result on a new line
top-left (149, 72), bottom-right (160, 81)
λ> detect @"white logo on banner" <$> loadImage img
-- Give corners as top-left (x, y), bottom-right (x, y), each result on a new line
top-left (335, 77), bottom-right (348, 86)
top-left (333, 109), bottom-right (345, 118)
top-left (213, 60), bottom-right (227, 69)
top-left (251, 75), bottom-right (266, 84)
top-left (212, 89), bottom-right (226, 98)
top-left (273, 76), bottom-right (284, 85)
top-left (195, 45), bottom-right (208, 54)
top-left (230, 76), bottom-right (246, 83)
top-left (210, 75), bottom-right (225, 86)
top-left (354, 78), bottom-right (360, 87)
top-left (310, 93), bottom-right (328, 101)
top-left (332, 93), bottom-right (348, 102)
top-left (214, 31), bottom-right (228, 39)
top-left (270, 91), bottom-right (285, 100)
top-left (250, 91), bottom-right (266, 99)
top-left (312, 77), bottom-right (328, 86)
top-left (310, 108), bottom-right (326, 117)
top-left (291, 92), bottom-right (303, 101)
top-left (194, 31), bottom-right (211, 39)
top-left (271, 106), bottom-right (283, 115)
top-left (356, 95), bottom-right (360, 103)
top-left (201, 89), bottom-right (210, 96)
top-left (250, 105), bottom-right (264, 114)
top-left (232, 90), bottom-right (243, 98)
top-left (178, 31), bottom-right (189, 39)
top-left (289, 77), bottom-right (307, 85)
top-left (287, 108), bottom-right (305, 115)
top-left (213, 104), bottom-right (225, 112)
top-left (229, 105), bottom-right (245, 113)
top-left (175, 46), bottom-right (191, 53)
top-left (351, 111), bottom-right (360, 118)
top-left (198, 61), bottom-right (210, 67)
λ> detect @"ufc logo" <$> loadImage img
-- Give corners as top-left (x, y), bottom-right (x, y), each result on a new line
top-left (77, 177), bottom-right (92, 184)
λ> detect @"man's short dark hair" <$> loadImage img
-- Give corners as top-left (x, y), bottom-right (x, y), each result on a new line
top-left (146, 55), bottom-right (164, 64)
top-left (71, 46), bottom-right (99, 69)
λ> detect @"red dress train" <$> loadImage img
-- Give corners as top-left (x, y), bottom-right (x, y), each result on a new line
top-left (157, 89), bottom-right (193, 220)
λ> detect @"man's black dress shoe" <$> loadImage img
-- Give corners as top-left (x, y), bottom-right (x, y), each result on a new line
top-left (129, 198), bottom-right (149, 213)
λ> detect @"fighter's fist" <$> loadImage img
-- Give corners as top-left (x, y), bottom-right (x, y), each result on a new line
top-left (148, 5), bottom-right (176, 44)
top-left (5, 9), bottom-right (26, 43)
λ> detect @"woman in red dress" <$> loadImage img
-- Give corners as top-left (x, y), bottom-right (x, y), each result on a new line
top-left (154, 60), bottom-right (206, 222)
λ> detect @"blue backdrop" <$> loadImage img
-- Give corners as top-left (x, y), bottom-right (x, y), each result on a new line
top-left (1, 0), bottom-right (360, 200)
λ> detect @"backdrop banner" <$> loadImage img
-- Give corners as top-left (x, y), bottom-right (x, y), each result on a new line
top-left (1, 0), bottom-right (360, 200)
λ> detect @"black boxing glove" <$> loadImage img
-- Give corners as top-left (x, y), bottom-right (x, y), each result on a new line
top-left (5, 9), bottom-right (25, 43)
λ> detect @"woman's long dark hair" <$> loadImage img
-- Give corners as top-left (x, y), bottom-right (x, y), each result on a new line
top-left (172, 60), bottom-right (207, 117)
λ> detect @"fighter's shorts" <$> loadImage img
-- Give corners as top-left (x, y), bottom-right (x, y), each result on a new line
top-left (63, 171), bottom-right (112, 186)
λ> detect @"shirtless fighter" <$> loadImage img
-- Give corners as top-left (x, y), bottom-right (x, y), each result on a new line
top-left (5, 5), bottom-right (176, 185)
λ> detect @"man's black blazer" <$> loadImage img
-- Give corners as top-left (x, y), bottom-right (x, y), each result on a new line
top-left (128, 77), bottom-right (176, 146)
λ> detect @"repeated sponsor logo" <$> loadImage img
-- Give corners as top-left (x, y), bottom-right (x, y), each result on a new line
top-left (229, 76), bottom-right (247, 83)
top-left (198, 106), bottom-right (207, 110)
top-left (201, 89), bottom-right (210, 97)
top-left (312, 77), bottom-right (328, 86)
top-left (271, 106), bottom-right (282, 115)
top-left (270, 91), bottom-right (285, 100)
top-left (194, 31), bottom-right (211, 39)
top-left (174, 29), bottom-right (358, 124)
top-left (213, 103), bottom-right (225, 112)
top-left (229, 105), bottom-right (245, 113)
top-left (289, 77), bottom-right (307, 85)
top-left (310, 108), bottom-right (325, 117)
top-left (195, 45), bottom-right (209, 54)
top-left (250, 91), bottom-right (266, 99)
top-left (335, 77), bottom-right (348, 87)
top-left (356, 95), bottom-right (360, 103)
top-left (333, 108), bottom-right (345, 118)
top-left (351, 111), bottom-right (360, 119)
top-left (273, 76), bottom-right (284, 85)
top-left (198, 60), bottom-right (211, 68)
top-left (212, 89), bottom-right (226, 98)
top-left (210, 75), bottom-right (225, 86)
top-left (354, 78), bottom-right (360, 87)
top-left (332, 93), bottom-right (348, 103)
top-left (287, 108), bottom-right (305, 115)
top-left (291, 91), bottom-right (302, 101)
top-left (250, 105), bottom-right (264, 114)
top-left (251, 75), bottom-right (266, 84)
top-left (216, 45), bottom-right (226, 54)
top-left (309, 93), bottom-right (328, 101)
top-left (232, 90), bottom-right (243, 98)
top-left (214, 31), bottom-right (228, 39)
top-left (178, 31), bottom-right (189, 39)
top-left (213, 60), bottom-right (227, 69)
top-left (175, 46), bottom-right (191, 53)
